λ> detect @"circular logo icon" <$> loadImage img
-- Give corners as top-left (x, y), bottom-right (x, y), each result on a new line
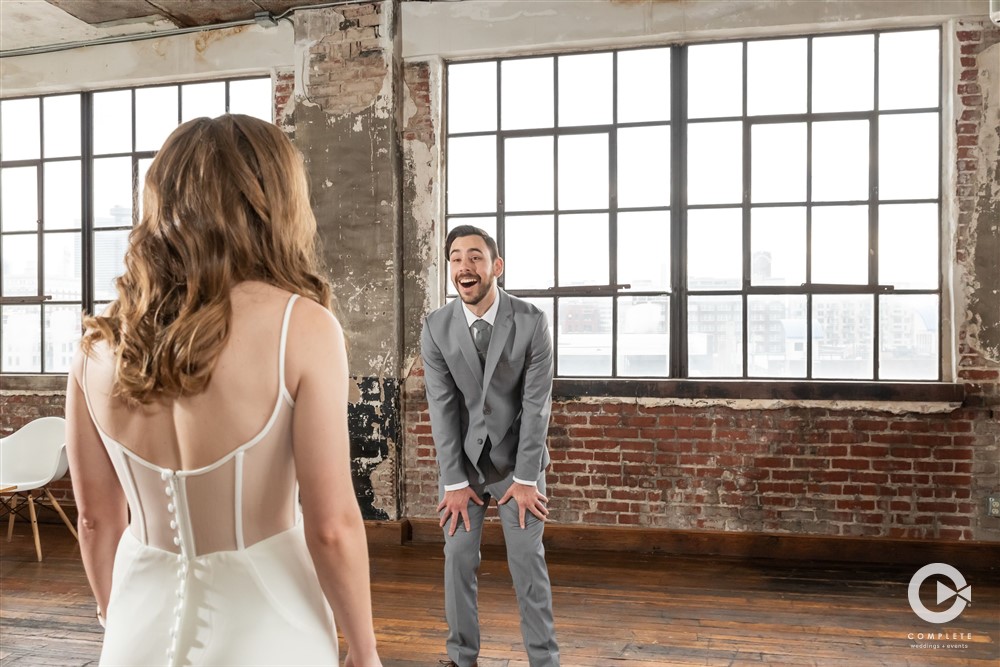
top-left (908, 563), bottom-right (972, 624)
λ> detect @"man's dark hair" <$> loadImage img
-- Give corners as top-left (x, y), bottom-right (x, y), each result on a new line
top-left (445, 225), bottom-right (499, 261)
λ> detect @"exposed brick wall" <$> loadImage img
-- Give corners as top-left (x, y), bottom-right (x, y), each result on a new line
top-left (403, 362), bottom-right (990, 540)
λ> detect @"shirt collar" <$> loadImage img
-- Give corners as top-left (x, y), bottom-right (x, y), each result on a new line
top-left (462, 286), bottom-right (500, 328)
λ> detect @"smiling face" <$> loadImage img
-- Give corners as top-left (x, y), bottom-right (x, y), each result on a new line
top-left (449, 233), bottom-right (504, 316)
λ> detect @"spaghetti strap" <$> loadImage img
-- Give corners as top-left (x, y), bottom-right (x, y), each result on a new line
top-left (279, 294), bottom-right (299, 406)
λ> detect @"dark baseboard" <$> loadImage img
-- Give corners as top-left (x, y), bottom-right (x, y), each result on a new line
top-left (397, 518), bottom-right (1000, 572)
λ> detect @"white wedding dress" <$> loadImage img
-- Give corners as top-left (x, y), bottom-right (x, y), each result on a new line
top-left (82, 295), bottom-right (340, 666)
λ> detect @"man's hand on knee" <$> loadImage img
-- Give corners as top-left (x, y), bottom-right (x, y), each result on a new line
top-left (498, 483), bottom-right (549, 529)
top-left (437, 487), bottom-right (484, 536)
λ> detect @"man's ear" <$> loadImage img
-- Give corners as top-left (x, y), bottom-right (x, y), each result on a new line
top-left (493, 256), bottom-right (504, 278)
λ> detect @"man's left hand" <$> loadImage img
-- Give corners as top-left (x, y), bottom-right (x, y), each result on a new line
top-left (498, 483), bottom-right (549, 529)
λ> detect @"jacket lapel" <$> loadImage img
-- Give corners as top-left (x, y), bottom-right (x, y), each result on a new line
top-left (482, 289), bottom-right (512, 389)
top-left (452, 299), bottom-right (484, 384)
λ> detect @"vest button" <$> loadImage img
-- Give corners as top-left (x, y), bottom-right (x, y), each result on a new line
top-left (477, 438), bottom-right (483, 445)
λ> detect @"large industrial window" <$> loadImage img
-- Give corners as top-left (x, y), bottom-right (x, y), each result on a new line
top-left (445, 29), bottom-right (941, 381)
top-left (0, 77), bottom-right (271, 374)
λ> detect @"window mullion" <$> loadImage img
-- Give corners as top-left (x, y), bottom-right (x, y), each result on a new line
top-left (671, 45), bottom-right (688, 378)
top-left (82, 92), bottom-right (95, 317)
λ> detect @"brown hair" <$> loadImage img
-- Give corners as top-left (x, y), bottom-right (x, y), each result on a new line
top-left (82, 114), bottom-right (332, 405)
top-left (446, 224), bottom-right (499, 261)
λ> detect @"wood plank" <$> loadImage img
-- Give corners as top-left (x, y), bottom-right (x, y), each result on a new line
top-left (1, 523), bottom-right (997, 666)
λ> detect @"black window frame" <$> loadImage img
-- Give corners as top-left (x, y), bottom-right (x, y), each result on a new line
top-left (0, 75), bottom-right (271, 375)
top-left (443, 28), bottom-right (948, 392)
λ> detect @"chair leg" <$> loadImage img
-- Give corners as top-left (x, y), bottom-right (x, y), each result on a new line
top-left (44, 488), bottom-right (79, 540)
top-left (26, 492), bottom-right (42, 562)
top-left (7, 495), bottom-right (17, 542)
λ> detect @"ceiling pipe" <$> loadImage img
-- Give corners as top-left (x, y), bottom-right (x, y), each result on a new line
top-left (0, 0), bottom-right (369, 59)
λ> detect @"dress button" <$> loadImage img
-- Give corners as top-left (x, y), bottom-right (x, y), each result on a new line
top-left (160, 471), bottom-right (170, 481)
top-left (167, 503), bottom-right (175, 513)
top-left (165, 486), bottom-right (174, 497)
top-left (169, 520), bottom-right (177, 530)
top-left (173, 536), bottom-right (181, 546)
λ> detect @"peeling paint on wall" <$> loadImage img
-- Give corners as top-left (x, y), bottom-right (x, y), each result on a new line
top-left (968, 38), bottom-right (1000, 361)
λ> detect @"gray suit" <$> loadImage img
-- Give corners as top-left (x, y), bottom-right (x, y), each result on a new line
top-left (421, 289), bottom-right (559, 667)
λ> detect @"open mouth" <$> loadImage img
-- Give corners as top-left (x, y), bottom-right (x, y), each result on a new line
top-left (457, 275), bottom-right (479, 289)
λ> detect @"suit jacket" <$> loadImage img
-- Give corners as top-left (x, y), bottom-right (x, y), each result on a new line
top-left (421, 289), bottom-right (553, 487)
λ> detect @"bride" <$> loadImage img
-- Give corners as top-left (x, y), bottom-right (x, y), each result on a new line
top-left (65, 114), bottom-right (382, 667)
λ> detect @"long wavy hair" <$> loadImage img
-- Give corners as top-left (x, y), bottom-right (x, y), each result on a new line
top-left (83, 114), bottom-right (332, 405)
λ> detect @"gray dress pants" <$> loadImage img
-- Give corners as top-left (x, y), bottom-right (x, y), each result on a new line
top-left (440, 464), bottom-right (559, 667)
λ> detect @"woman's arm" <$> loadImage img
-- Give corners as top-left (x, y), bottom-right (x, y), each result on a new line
top-left (287, 300), bottom-right (381, 667)
top-left (65, 348), bottom-right (128, 624)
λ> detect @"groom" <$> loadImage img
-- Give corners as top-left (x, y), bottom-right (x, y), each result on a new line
top-left (420, 225), bottom-right (560, 667)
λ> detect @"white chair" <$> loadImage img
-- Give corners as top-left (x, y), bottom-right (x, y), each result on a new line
top-left (1, 417), bottom-right (79, 561)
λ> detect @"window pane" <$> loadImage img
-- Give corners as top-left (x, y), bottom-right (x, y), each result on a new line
top-left (1, 98), bottom-right (40, 160)
top-left (811, 205), bottom-right (868, 284)
top-left (619, 211), bottom-right (670, 292)
top-left (618, 48), bottom-right (670, 123)
top-left (879, 203), bottom-right (938, 289)
top-left (2, 167), bottom-right (38, 232)
top-left (750, 207), bottom-right (805, 287)
top-left (558, 134), bottom-right (608, 211)
top-left (505, 136), bottom-right (552, 212)
top-left (93, 157), bottom-right (133, 228)
top-left (448, 62), bottom-right (497, 134)
top-left (688, 121), bottom-right (741, 205)
top-left (228, 78), bottom-right (272, 121)
top-left (880, 30), bottom-right (939, 110)
top-left (812, 34), bottom-right (874, 113)
top-left (136, 86), bottom-right (179, 152)
top-left (44, 161), bottom-right (81, 230)
top-left (447, 215), bottom-right (496, 240)
top-left (504, 215), bottom-right (553, 289)
top-left (43, 94), bottom-right (81, 158)
top-left (879, 113), bottom-right (938, 200)
top-left (94, 229), bottom-right (131, 301)
top-left (447, 136), bottom-right (496, 214)
top-left (559, 53), bottom-right (612, 127)
top-left (2, 234), bottom-right (38, 296)
top-left (559, 214), bottom-right (608, 286)
top-left (2, 305), bottom-right (41, 372)
top-left (501, 57), bottom-right (554, 131)
top-left (182, 81), bottom-right (226, 122)
top-left (558, 296), bottom-right (612, 376)
top-left (44, 232), bottom-right (82, 301)
top-left (879, 294), bottom-right (938, 380)
top-left (617, 125), bottom-right (669, 208)
top-left (688, 208), bottom-right (741, 290)
top-left (748, 294), bottom-right (807, 378)
top-left (748, 39), bottom-right (806, 116)
top-left (44, 304), bottom-right (81, 373)
top-left (688, 295), bottom-right (743, 377)
top-left (813, 294), bottom-right (873, 379)
top-left (688, 42), bottom-right (742, 119)
top-left (812, 120), bottom-right (869, 202)
top-left (619, 295), bottom-right (669, 377)
top-left (93, 90), bottom-right (132, 155)
top-left (751, 122), bottom-right (806, 203)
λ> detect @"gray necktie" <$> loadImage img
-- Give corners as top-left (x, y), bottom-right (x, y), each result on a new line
top-left (470, 319), bottom-right (492, 369)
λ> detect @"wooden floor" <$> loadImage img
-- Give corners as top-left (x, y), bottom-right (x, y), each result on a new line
top-left (1, 523), bottom-right (997, 666)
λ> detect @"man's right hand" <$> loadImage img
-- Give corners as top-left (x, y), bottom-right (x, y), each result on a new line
top-left (437, 487), bottom-right (485, 536)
